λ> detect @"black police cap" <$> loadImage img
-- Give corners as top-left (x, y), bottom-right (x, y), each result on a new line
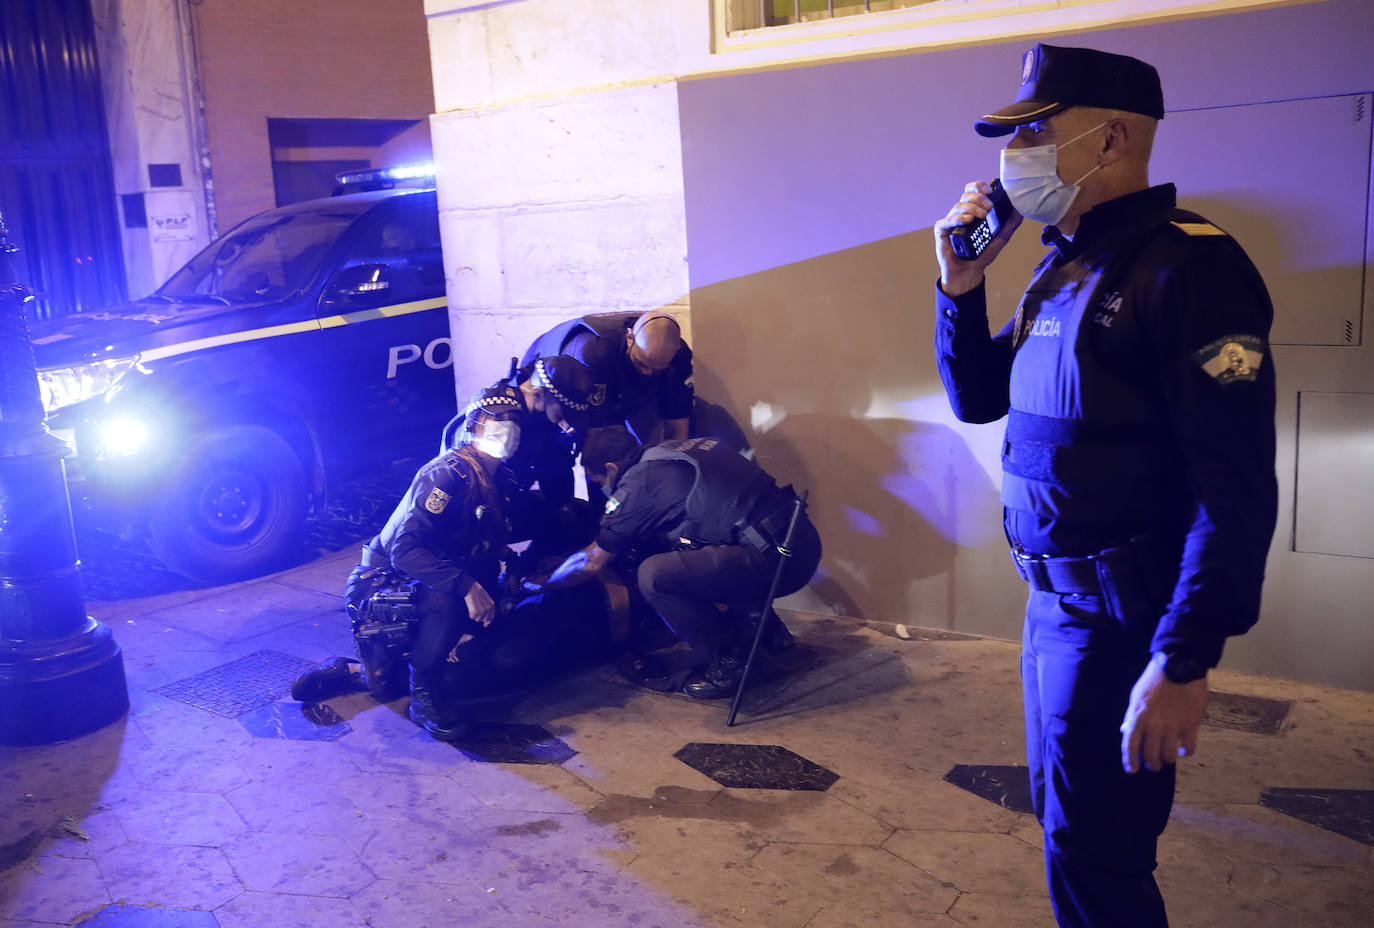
top-left (975, 44), bottom-right (1164, 138)
top-left (462, 384), bottom-right (523, 430)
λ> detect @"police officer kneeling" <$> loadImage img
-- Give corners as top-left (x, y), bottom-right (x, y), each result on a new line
top-left (343, 388), bottom-right (532, 741)
top-left (534, 427), bottom-right (821, 699)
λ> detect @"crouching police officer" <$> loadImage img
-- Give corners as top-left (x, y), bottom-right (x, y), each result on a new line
top-left (343, 387), bottom-right (529, 741)
top-left (533, 426), bottom-right (821, 698)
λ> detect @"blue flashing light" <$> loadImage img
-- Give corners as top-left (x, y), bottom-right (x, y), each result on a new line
top-left (333, 163), bottom-right (436, 193)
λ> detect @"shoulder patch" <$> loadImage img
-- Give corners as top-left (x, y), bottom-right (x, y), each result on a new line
top-left (1170, 220), bottom-right (1227, 237)
top-left (424, 487), bottom-right (451, 514)
top-left (1192, 335), bottom-right (1265, 385)
top-left (604, 495), bottom-right (622, 515)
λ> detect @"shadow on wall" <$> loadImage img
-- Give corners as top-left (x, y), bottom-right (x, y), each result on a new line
top-left (689, 231), bottom-right (1005, 627)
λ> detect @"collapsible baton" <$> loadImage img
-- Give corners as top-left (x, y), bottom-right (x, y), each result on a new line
top-left (727, 490), bottom-right (808, 727)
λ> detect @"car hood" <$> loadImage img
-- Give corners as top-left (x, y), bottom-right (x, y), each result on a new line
top-left (30, 296), bottom-right (303, 370)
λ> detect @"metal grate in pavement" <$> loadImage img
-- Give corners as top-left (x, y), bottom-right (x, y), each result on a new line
top-left (943, 763), bottom-right (1035, 815)
top-left (1203, 691), bottom-right (1292, 735)
top-left (154, 650), bottom-right (316, 718)
top-left (674, 742), bottom-right (839, 791)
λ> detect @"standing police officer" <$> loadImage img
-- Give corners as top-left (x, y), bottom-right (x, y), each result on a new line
top-left (932, 45), bottom-right (1277, 928)
top-left (532, 426), bottom-right (821, 698)
top-left (523, 311), bottom-right (694, 444)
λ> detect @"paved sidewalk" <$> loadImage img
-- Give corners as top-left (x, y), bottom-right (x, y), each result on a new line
top-left (2, 546), bottom-right (1371, 927)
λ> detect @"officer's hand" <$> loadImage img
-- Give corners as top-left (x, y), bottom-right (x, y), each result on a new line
top-left (464, 581), bottom-right (496, 627)
top-left (1119, 656), bottom-right (1208, 774)
top-left (446, 633), bottom-right (476, 663)
top-left (933, 180), bottom-right (1023, 297)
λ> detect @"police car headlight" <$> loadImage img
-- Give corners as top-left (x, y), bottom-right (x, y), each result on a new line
top-left (97, 417), bottom-right (153, 459)
top-left (39, 357), bottom-right (140, 414)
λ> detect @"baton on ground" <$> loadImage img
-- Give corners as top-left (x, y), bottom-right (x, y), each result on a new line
top-left (727, 490), bottom-right (808, 727)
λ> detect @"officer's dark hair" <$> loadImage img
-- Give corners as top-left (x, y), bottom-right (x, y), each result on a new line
top-left (581, 425), bottom-right (641, 483)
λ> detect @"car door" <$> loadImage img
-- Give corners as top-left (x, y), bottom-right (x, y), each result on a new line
top-left (314, 192), bottom-right (455, 474)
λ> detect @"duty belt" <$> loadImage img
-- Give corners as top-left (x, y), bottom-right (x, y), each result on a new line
top-left (1010, 538), bottom-right (1145, 595)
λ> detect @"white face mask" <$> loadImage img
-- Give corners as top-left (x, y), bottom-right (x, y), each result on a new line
top-left (999, 122), bottom-right (1106, 226)
top-left (473, 420), bottom-right (521, 460)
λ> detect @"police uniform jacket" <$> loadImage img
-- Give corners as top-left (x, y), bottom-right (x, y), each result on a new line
top-left (523, 313), bottom-right (694, 433)
top-left (361, 450), bottom-right (512, 597)
top-left (934, 184), bottom-right (1278, 669)
top-left (596, 438), bottom-right (787, 556)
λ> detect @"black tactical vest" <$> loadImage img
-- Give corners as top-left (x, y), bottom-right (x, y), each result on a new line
top-left (641, 437), bottom-right (775, 545)
top-left (1001, 212), bottom-right (1206, 531)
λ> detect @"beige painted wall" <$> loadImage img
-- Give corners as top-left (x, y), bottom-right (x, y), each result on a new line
top-left (423, 0), bottom-right (1373, 689)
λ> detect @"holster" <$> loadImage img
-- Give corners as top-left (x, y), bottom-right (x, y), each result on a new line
top-left (350, 572), bottom-right (420, 699)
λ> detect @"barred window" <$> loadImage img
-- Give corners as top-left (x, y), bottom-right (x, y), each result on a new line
top-left (726, 0), bottom-right (936, 32)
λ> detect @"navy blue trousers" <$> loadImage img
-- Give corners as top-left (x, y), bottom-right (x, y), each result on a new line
top-left (1022, 589), bottom-right (1175, 928)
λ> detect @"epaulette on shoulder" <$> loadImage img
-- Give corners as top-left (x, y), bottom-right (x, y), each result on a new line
top-left (1167, 218), bottom-right (1229, 239)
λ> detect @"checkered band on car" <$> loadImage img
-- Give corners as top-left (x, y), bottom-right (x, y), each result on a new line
top-left (534, 358), bottom-right (590, 411)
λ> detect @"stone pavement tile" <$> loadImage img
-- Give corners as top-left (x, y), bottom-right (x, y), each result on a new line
top-left (42, 809), bottom-right (129, 860)
top-left (334, 704), bottom-right (473, 777)
top-left (1010, 816), bottom-right (1044, 849)
top-left (109, 790), bottom-right (250, 846)
top-left (559, 716), bottom-right (725, 802)
top-left (132, 695), bottom-right (256, 751)
top-left (229, 736), bottom-right (364, 787)
top-left (219, 832), bottom-right (375, 896)
top-left (1168, 802), bottom-right (1370, 867)
top-left (87, 585), bottom-right (221, 624)
top-left (711, 788), bottom-right (893, 846)
top-left (806, 906), bottom-right (959, 927)
top-left (829, 774), bottom-right (1024, 833)
top-left (882, 830), bottom-right (1046, 896)
top-left (122, 740), bottom-right (252, 794)
top-left (753, 843), bottom-right (959, 917)
top-left (270, 547), bottom-right (356, 598)
top-left (350, 877), bottom-right (516, 928)
top-left (1209, 669), bottom-right (1374, 726)
top-left (358, 811), bottom-right (621, 886)
top-left (485, 865), bottom-right (716, 928)
top-left (626, 856), bottom-right (824, 928)
top-left (223, 779), bottom-right (376, 841)
top-left (214, 891), bottom-right (369, 928)
top-left (337, 770), bottom-right (485, 822)
top-left (594, 807), bottom-right (766, 863)
top-left (1226, 860), bottom-right (1374, 928)
top-left (0, 856), bottom-right (109, 923)
top-left (233, 612), bottom-right (355, 665)
top-left (96, 842), bottom-right (241, 909)
top-left (947, 892), bottom-right (1057, 927)
top-left (149, 580), bottom-right (341, 644)
top-left (450, 759), bottom-right (605, 815)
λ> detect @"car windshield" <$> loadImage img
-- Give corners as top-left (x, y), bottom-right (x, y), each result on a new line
top-left (157, 210), bottom-right (359, 304)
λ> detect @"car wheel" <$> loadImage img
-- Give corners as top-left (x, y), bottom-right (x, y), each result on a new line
top-left (147, 424), bottom-right (308, 583)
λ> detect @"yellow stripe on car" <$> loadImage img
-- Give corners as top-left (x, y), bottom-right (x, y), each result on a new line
top-left (138, 296), bottom-right (446, 363)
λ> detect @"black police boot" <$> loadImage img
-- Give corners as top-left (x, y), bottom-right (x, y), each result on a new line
top-left (739, 607), bottom-right (795, 654)
top-left (681, 652), bottom-right (746, 700)
top-left (291, 657), bottom-right (365, 702)
top-left (408, 685), bottom-right (468, 742)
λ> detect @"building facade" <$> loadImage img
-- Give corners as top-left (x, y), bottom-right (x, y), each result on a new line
top-left (424, 0), bottom-right (1374, 690)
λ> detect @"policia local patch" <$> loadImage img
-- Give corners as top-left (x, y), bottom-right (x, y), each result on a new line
top-left (425, 487), bottom-right (451, 514)
top-left (1192, 335), bottom-right (1265, 385)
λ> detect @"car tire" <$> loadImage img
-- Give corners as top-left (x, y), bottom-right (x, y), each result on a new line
top-left (147, 424), bottom-right (308, 584)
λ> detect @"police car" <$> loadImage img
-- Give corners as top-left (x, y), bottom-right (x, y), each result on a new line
top-left (33, 166), bottom-right (456, 583)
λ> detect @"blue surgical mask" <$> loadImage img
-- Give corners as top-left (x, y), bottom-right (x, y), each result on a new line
top-left (999, 122), bottom-right (1106, 225)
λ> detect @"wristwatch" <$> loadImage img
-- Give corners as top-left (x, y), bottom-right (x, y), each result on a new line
top-left (1156, 650), bottom-right (1208, 684)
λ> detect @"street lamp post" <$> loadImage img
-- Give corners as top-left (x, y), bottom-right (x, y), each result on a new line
top-left (0, 209), bottom-right (128, 746)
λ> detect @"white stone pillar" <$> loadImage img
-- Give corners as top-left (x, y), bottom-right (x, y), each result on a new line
top-left (425, 0), bottom-right (691, 402)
